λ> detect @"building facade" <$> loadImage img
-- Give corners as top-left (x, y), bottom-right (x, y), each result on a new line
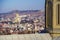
top-left (46, 0), bottom-right (60, 38)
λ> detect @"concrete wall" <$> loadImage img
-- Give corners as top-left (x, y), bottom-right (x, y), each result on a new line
top-left (0, 33), bottom-right (52, 40)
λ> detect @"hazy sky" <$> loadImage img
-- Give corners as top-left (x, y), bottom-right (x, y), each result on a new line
top-left (0, 0), bottom-right (45, 13)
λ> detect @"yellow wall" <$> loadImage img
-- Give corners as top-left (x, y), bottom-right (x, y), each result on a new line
top-left (46, 0), bottom-right (60, 38)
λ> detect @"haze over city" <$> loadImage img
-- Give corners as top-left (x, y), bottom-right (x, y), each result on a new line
top-left (0, 0), bottom-right (45, 35)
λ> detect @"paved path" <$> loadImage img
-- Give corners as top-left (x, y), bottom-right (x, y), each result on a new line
top-left (0, 33), bottom-right (52, 40)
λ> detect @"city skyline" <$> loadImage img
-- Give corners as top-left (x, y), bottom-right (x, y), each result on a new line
top-left (0, 0), bottom-right (45, 13)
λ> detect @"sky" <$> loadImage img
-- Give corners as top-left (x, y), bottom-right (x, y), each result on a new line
top-left (0, 0), bottom-right (45, 13)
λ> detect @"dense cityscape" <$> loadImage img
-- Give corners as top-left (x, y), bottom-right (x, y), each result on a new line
top-left (0, 10), bottom-right (45, 35)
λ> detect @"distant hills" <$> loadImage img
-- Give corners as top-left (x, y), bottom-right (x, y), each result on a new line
top-left (0, 10), bottom-right (45, 18)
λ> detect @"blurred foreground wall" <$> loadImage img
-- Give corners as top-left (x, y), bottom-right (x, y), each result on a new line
top-left (0, 33), bottom-right (52, 40)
